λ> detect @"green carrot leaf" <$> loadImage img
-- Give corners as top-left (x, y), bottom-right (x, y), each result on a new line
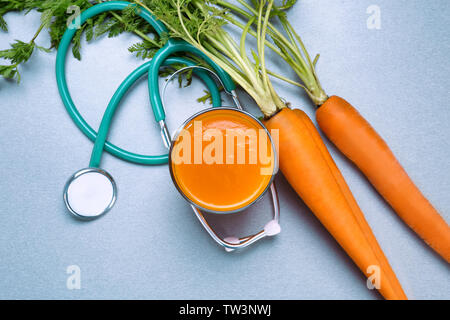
top-left (0, 15), bottom-right (7, 31)
top-left (0, 64), bottom-right (19, 82)
top-left (0, 40), bottom-right (35, 64)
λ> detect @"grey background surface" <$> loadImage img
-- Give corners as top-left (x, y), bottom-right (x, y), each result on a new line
top-left (0, 0), bottom-right (449, 299)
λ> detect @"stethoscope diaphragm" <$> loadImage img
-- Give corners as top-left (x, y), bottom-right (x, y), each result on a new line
top-left (63, 168), bottom-right (117, 220)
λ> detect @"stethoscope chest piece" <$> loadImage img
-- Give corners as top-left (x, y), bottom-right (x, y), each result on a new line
top-left (63, 168), bottom-right (117, 220)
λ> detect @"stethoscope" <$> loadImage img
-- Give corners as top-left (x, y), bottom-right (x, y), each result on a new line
top-left (57, 1), bottom-right (280, 251)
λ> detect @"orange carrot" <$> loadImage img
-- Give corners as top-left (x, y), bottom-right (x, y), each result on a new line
top-left (265, 108), bottom-right (407, 300)
top-left (292, 108), bottom-right (407, 299)
top-left (317, 96), bottom-right (450, 262)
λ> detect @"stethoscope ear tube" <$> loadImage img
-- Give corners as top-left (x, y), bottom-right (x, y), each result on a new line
top-left (162, 65), bottom-right (243, 110)
top-left (191, 182), bottom-right (281, 252)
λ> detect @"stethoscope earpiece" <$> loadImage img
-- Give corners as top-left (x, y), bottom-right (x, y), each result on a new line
top-left (223, 219), bottom-right (280, 253)
top-left (264, 220), bottom-right (281, 237)
top-left (63, 168), bottom-right (117, 220)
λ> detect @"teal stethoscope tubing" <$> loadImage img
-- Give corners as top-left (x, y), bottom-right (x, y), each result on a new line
top-left (58, 1), bottom-right (281, 249)
top-left (55, 1), bottom-right (233, 167)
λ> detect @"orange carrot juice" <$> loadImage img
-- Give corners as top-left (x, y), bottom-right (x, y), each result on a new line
top-left (170, 109), bottom-right (276, 212)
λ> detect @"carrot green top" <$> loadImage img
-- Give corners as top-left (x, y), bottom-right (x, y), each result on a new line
top-left (215, 0), bottom-right (328, 106)
top-left (135, 0), bottom-right (290, 117)
top-left (135, 0), bottom-right (327, 110)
